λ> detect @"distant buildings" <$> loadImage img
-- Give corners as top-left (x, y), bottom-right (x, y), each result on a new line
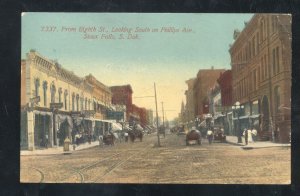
top-left (193, 67), bottom-right (225, 118)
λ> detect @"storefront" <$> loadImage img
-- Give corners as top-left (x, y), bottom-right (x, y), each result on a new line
top-left (56, 113), bottom-right (73, 146)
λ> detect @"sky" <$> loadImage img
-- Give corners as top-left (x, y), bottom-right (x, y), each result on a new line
top-left (22, 13), bottom-right (253, 120)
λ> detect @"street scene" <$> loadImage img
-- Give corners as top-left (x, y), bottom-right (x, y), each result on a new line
top-left (21, 133), bottom-right (290, 184)
top-left (21, 13), bottom-right (291, 184)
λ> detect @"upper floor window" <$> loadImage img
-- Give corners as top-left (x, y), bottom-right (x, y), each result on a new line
top-left (64, 90), bottom-right (68, 110)
top-left (43, 81), bottom-right (48, 107)
top-left (274, 86), bottom-right (281, 113)
top-left (58, 87), bottom-right (62, 103)
top-left (72, 93), bottom-right (75, 111)
top-left (50, 83), bottom-right (56, 103)
top-left (34, 78), bottom-right (40, 97)
top-left (76, 94), bottom-right (79, 111)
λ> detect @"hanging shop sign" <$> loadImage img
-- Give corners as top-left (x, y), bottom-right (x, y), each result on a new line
top-left (50, 102), bottom-right (63, 109)
top-left (30, 96), bottom-right (40, 103)
top-left (82, 110), bottom-right (96, 116)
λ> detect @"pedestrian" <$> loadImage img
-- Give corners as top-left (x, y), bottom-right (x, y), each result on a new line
top-left (124, 132), bottom-right (129, 142)
top-left (45, 134), bottom-right (48, 148)
top-left (207, 128), bottom-right (213, 144)
top-left (99, 135), bottom-right (103, 147)
top-left (243, 128), bottom-right (252, 145)
top-left (251, 127), bottom-right (257, 142)
top-left (243, 128), bottom-right (248, 145)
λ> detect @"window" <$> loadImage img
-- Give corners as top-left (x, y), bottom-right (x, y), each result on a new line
top-left (261, 57), bottom-right (264, 80)
top-left (272, 48), bottom-right (276, 75)
top-left (276, 47), bottom-right (280, 73)
top-left (260, 20), bottom-right (264, 41)
top-left (58, 87), bottom-right (62, 103)
top-left (274, 86), bottom-right (280, 113)
top-left (254, 70), bottom-right (257, 90)
top-left (34, 78), bottom-right (40, 97)
top-left (80, 97), bottom-right (84, 111)
top-left (43, 81), bottom-right (48, 106)
top-left (76, 94), bottom-right (79, 111)
top-left (264, 55), bottom-right (267, 79)
top-left (72, 93), bottom-right (75, 111)
top-left (256, 32), bottom-right (259, 53)
top-left (64, 90), bottom-right (68, 110)
top-left (50, 84), bottom-right (56, 103)
top-left (252, 37), bottom-right (255, 56)
top-left (85, 98), bottom-right (87, 110)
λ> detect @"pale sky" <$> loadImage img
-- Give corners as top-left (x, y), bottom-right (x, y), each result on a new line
top-left (21, 13), bottom-right (253, 120)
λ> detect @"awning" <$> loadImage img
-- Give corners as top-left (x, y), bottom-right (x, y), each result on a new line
top-left (136, 124), bottom-right (144, 131)
top-left (239, 115), bottom-right (250, 119)
top-left (111, 122), bottom-right (122, 131)
top-left (250, 114), bottom-right (260, 118)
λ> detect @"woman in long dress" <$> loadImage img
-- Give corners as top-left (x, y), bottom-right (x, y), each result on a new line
top-left (247, 128), bottom-right (253, 143)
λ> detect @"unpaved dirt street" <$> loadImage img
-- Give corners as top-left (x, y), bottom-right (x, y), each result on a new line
top-left (20, 133), bottom-right (290, 184)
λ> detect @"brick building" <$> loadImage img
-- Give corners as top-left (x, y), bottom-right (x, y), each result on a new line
top-left (193, 68), bottom-right (225, 119)
top-left (229, 14), bottom-right (291, 143)
top-left (185, 78), bottom-right (196, 123)
top-left (110, 85), bottom-right (133, 121)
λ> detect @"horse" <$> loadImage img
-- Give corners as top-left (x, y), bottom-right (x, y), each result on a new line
top-left (128, 129), bottom-right (143, 142)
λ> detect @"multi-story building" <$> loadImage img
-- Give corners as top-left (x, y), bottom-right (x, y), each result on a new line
top-left (193, 67), bottom-right (225, 119)
top-left (229, 14), bottom-right (291, 142)
top-left (185, 78), bottom-right (196, 123)
top-left (85, 74), bottom-right (113, 136)
top-left (85, 74), bottom-right (112, 120)
top-left (217, 70), bottom-right (233, 135)
top-left (21, 50), bottom-right (113, 150)
top-left (110, 85), bottom-right (133, 121)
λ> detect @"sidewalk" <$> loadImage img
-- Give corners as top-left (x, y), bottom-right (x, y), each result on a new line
top-left (21, 141), bottom-right (100, 156)
top-left (226, 136), bottom-right (291, 149)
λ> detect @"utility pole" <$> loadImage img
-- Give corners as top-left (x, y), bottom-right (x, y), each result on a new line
top-left (154, 83), bottom-right (160, 147)
top-left (161, 102), bottom-right (165, 127)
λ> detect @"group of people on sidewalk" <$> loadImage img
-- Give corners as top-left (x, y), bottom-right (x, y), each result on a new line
top-left (243, 127), bottom-right (257, 145)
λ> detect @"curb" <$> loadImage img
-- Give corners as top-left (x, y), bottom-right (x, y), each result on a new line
top-left (225, 140), bottom-right (244, 147)
top-left (21, 143), bottom-right (100, 156)
top-left (226, 140), bottom-right (291, 149)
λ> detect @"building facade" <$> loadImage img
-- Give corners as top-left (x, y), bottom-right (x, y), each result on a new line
top-left (21, 50), bottom-right (113, 150)
top-left (110, 85), bottom-right (133, 121)
top-left (217, 70), bottom-right (233, 135)
top-left (85, 74), bottom-right (112, 120)
top-left (185, 78), bottom-right (196, 123)
top-left (229, 14), bottom-right (291, 143)
top-left (193, 68), bottom-right (225, 119)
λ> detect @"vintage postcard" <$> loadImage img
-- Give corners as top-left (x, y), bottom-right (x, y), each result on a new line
top-left (20, 13), bottom-right (291, 184)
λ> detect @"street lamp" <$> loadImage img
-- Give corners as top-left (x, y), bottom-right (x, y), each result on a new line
top-left (232, 101), bottom-right (244, 143)
top-left (195, 117), bottom-right (200, 130)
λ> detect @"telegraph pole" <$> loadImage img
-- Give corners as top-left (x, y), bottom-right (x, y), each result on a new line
top-left (161, 102), bottom-right (165, 127)
top-left (154, 83), bottom-right (160, 147)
